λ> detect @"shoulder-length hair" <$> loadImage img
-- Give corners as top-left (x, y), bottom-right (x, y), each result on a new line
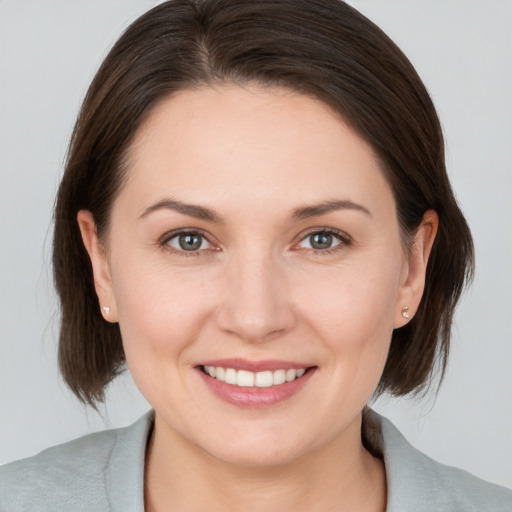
top-left (53, 0), bottom-right (474, 406)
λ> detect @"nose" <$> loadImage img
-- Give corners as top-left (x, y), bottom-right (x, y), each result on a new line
top-left (215, 252), bottom-right (296, 343)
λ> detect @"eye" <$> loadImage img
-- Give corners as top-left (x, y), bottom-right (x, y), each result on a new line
top-left (297, 229), bottom-right (348, 252)
top-left (166, 232), bottom-right (211, 252)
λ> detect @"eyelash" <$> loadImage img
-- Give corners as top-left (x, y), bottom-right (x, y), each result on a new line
top-left (294, 228), bottom-right (352, 255)
top-left (159, 227), bottom-right (351, 257)
top-left (159, 229), bottom-right (217, 258)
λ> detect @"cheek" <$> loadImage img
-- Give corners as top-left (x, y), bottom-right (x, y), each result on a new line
top-left (294, 259), bottom-right (401, 371)
top-left (298, 266), bottom-right (399, 334)
top-left (110, 257), bottom-right (217, 371)
top-left (295, 269), bottom-right (398, 409)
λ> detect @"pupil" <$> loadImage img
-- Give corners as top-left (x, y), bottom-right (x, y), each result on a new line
top-left (179, 234), bottom-right (202, 250)
top-left (311, 233), bottom-right (332, 249)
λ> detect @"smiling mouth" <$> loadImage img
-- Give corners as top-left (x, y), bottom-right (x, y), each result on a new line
top-left (200, 365), bottom-right (311, 388)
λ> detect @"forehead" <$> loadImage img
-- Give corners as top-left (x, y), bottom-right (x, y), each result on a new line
top-left (121, 84), bottom-right (393, 218)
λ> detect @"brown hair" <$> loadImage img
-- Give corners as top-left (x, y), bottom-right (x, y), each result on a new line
top-left (53, 0), bottom-right (474, 406)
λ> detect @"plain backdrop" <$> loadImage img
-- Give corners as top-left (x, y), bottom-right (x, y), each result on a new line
top-left (1, 0), bottom-right (511, 488)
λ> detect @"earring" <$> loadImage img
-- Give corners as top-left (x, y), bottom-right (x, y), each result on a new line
top-left (102, 306), bottom-right (110, 316)
top-left (401, 306), bottom-right (410, 319)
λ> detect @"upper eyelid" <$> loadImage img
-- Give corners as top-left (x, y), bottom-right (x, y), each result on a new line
top-left (158, 226), bottom-right (351, 250)
top-left (159, 228), bottom-right (212, 245)
top-left (160, 230), bottom-right (219, 257)
top-left (296, 227), bottom-right (351, 243)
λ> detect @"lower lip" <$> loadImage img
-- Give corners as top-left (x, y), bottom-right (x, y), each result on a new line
top-left (197, 367), bottom-right (316, 408)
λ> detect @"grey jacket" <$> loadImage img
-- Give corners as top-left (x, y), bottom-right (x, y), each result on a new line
top-left (1, 411), bottom-right (511, 511)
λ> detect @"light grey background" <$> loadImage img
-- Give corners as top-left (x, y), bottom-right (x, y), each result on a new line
top-left (1, 0), bottom-right (511, 488)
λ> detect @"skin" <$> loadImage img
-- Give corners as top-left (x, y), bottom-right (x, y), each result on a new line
top-left (78, 84), bottom-right (438, 512)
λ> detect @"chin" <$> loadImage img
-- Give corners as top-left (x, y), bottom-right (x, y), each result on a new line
top-left (194, 415), bottom-right (332, 468)
top-left (207, 439), bottom-right (308, 468)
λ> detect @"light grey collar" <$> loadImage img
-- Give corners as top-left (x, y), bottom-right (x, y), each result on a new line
top-left (104, 409), bottom-right (512, 512)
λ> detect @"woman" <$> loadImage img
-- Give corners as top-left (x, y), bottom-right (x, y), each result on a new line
top-left (1, 0), bottom-right (510, 510)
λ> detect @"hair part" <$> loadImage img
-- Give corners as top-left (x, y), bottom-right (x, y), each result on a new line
top-left (53, 0), bottom-right (474, 407)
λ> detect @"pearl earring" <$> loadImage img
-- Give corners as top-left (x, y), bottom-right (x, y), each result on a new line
top-left (102, 306), bottom-right (110, 316)
top-left (401, 306), bottom-right (410, 319)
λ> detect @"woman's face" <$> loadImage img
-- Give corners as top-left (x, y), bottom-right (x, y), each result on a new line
top-left (81, 84), bottom-right (431, 466)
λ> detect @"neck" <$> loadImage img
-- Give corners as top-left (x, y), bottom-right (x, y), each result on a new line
top-left (144, 413), bottom-right (386, 512)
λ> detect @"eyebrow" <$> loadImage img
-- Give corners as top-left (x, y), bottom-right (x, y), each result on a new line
top-left (292, 200), bottom-right (372, 220)
top-left (138, 198), bottom-right (371, 223)
top-left (138, 199), bottom-right (222, 223)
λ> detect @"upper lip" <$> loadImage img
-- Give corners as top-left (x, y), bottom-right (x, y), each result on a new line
top-left (196, 358), bottom-right (313, 372)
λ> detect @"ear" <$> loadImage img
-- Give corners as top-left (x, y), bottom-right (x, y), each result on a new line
top-left (77, 210), bottom-right (118, 323)
top-left (394, 210), bottom-right (439, 328)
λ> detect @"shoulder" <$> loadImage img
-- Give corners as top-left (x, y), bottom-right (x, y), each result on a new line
top-left (0, 428), bottom-right (117, 511)
top-left (369, 411), bottom-right (512, 512)
top-left (0, 411), bottom-right (153, 512)
top-left (422, 459), bottom-right (512, 511)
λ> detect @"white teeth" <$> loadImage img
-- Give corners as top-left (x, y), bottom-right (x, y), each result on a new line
top-left (225, 368), bottom-right (237, 385)
top-left (285, 369), bottom-right (297, 382)
top-left (273, 369), bottom-right (286, 385)
top-left (255, 370), bottom-right (273, 388)
top-left (203, 366), bottom-right (308, 387)
top-left (237, 370), bottom-right (255, 387)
